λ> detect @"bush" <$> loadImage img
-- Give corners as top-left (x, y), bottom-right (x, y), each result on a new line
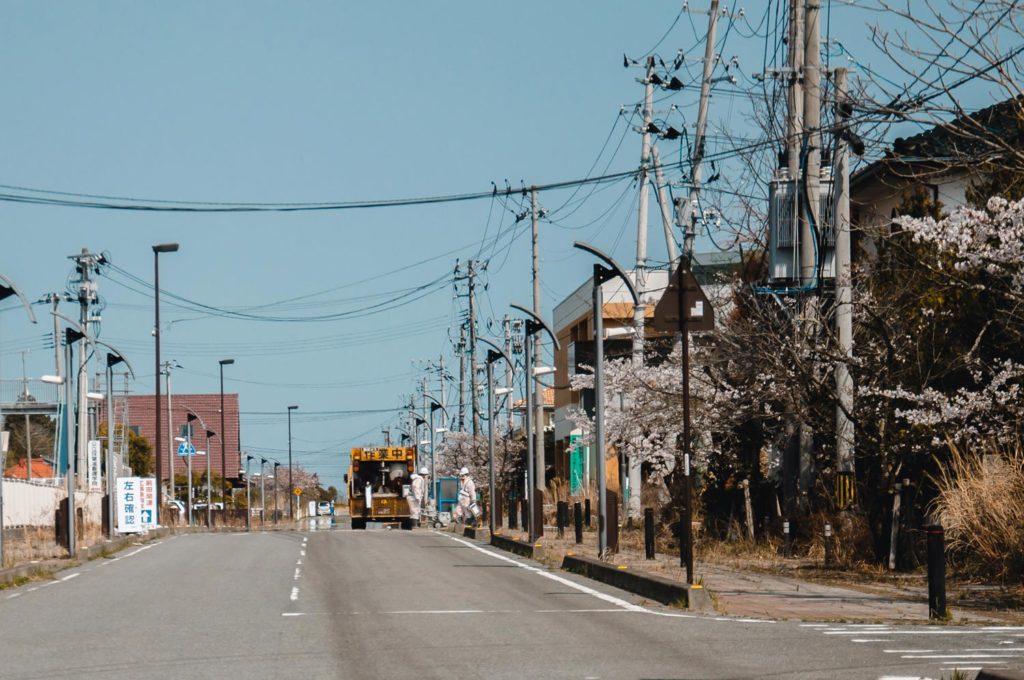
top-left (931, 442), bottom-right (1024, 583)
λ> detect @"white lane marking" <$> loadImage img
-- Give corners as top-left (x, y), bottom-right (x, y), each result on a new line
top-left (293, 568), bottom-right (301, 580)
top-left (901, 654), bottom-right (1019, 659)
top-left (800, 623), bottom-right (829, 627)
top-left (290, 587), bottom-right (299, 601)
top-left (283, 612), bottom-right (303, 616)
top-left (884, 650), bottom-right (938, 653)
top-left (300, 550), bottom-right (306, 556)
top-left (296, 559), bottom-right (302, 565)
top-left (27, 587), bottom-right (38, 592)
top-left (60, 573), bottom-right (80, 582)
top-left (941, 668), bottom-right (981, 672)
top-left (6, 592), bottom-right (22, 599)
top-left (387, 609), bottom-right (487, 614)
top-left (852, 639), bottom-right (894, 643)
top-left (439, 532), bottom-right (772, 624)
top-left (534, 608), bottom-right (633, 613)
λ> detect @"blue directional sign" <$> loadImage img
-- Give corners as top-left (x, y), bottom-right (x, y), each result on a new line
top-left (176, 441), bottom-right (197, 457)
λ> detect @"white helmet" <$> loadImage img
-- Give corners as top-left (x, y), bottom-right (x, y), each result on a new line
top-left (419, 466), bottom-right (429, 475)
top-left (459, 466), bottom-right (470, 476)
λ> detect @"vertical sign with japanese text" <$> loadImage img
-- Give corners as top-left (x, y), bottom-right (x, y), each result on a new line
top-left (117, 477), bottom-right (157, 533)
top-left (87, 440), bottom-right (102, 491)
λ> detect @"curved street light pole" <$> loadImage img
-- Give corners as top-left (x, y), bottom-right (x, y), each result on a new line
top-left (287, 405), bottom-right (298, 519)
top-left (510, 304), bottom-right (560, 543)
top-left (479, 337), bottom-right (512, 536)
top-left (152, 243), bottom-right (179, 523)
top-left (219, 359), bottom-right (234, 507)
top-left (572, 242), bottom-right (639, 559)
top-left (104, 347), bottom-right (136, 538)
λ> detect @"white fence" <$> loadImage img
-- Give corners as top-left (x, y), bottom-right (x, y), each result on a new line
top-left (1, 478), bottom-right (103, 528)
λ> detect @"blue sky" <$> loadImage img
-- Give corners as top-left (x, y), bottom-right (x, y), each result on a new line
top-left (0, 2), bottom-right (994, 493)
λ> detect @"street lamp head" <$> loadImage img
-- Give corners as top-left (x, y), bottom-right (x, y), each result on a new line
top-left (435, 427), bottom-right (448, 434)
top-left (219, 358), bottom-right (235, 366)
top-left (86, 392), bottom-right (105, 401)
top-left (40, 375), bottom-right (64, 385)
top-left (187, 412), bottom-right (198, 423)
top-left (494, 387), bottom-right (514, 396)
top-left (206, 430), bottom-right (217, 439)
top-left (287, 405), bottom-right (299, 411)
top-left (174, 436), bottom-right (187, 443)
top-left (152, 243), bottom-right (179, 253)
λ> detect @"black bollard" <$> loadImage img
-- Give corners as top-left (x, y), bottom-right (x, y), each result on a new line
top-left (606, 490), bottom-right (619, 554)
top-left (644, 508), bottom-right (655, 560)
top-left (573, 501), bottom-right (583, 544)
top-left (556, 501), bottom-right (568, 538)
top-left (926, 524), bottom-right (947, 620)
top-left (494, 491), bottom-right (503, 529)
top-left (509, 498), bottom-right (518, 530)
top-left (584, 498), bottom-right (591, 528)
top-left (823, 523), bottom-right (833, 568)
top-left (520, 498), bottom-right (529, 533)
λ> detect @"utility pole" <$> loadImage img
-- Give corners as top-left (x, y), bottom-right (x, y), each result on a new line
top-left (457, 325), bottom-right (467, 432)
top-left (467, 260), bottom-right (481, 437)
top-left (651, 145), bottom-right (678, 263)
top-left (626, 56), bottom-right (657, 524)
top-left (438, 353), bottom-right (447, 431)
top-left (164, 361), bottom-right (175, 504)
top-left (685, 0), bottom-right (721, 258)
top-left (69, 249), bottom-right (102, 491)
top-left (530, 186), bottom-right (545, 533)
top-left (503, 316), bottom-right (514, 433)
top-left (797, 0), bottom-right (822, 511)
top-left (833, 67), bottom-right (855, 488)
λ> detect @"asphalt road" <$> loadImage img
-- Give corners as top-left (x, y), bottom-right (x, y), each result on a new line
top-left (0, 524), bottom-right (1020, 679)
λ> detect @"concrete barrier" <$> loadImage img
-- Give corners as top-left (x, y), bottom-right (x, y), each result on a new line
top-left (490, 533), bottom-right (543, 559)
top-left (463, 526), bottom-right (490, 541)
top-left (561, 553), bottom-right (712, 610)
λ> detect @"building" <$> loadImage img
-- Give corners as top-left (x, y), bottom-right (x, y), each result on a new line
top-left (120, 393), bottom-right (241, 485)
top-left (852, 96), bottom-right (1022, 232)
top-left (551, 255), bottom-right (741, 494)
top-left (4, 457), bottom-right (56, 480)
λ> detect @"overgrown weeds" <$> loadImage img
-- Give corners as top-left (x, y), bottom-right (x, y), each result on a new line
top-left (931, 441), bottom-right (1024, 583)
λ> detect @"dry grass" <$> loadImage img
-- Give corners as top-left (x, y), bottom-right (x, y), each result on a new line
top-left (931, 441), bottom-right (1024, 583)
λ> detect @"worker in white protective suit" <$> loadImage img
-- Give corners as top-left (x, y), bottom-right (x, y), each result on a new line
top-left (407, 466), bottom-right (428, 522)
top-left (453, 466), bottom-right (479, 526)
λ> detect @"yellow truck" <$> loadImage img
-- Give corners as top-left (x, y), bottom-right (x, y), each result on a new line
top-left (345, 446), bottom-right (416, 530)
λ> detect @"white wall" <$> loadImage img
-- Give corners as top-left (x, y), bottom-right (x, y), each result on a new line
top-left (0, 478), bottom-right (102, 528)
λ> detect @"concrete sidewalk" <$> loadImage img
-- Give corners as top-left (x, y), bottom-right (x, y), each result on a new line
top-left (486, 526), bottom-right (1023, 624)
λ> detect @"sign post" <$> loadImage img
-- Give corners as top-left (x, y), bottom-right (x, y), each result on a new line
top-left (117, 476), bottom-right (157, 533)
top-left (87, 440), bottom-right (103, 491)
top-left (652, 251), bottom-right (714, 586)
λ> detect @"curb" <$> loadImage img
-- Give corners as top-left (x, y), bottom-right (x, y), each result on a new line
top-left (0, 527), bottom-right (173, 589)
top-left (561, 553), bottom-right (713, 611)
top-left (977, 671), bottom-right (1024, 680)
top-left (490, 533), bottom-right (544, 559)
top-left (464, 526), bottom-right (490, 541)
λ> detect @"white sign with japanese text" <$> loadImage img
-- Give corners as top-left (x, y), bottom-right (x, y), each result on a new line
top-left (117, 477), bottom-right (157, 533)
top-left (87, 440), bottom-right (102, 491)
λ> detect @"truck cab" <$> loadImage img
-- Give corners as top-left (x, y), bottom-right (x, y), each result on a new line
top-left (346, 446), bottom-right (416, 530)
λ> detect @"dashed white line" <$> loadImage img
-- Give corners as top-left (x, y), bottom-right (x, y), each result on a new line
top-left (290, 587), bottom-right (299, 601)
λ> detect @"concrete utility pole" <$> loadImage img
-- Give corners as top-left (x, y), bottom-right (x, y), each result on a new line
top-left (627, 56), bottom-right (657, 524)
top-left (833, 67), bottom-right (855, 481)
top-left (457, 325), bottom-right (467, 432)
top-left (797, 0), bottom-right (822, 510)
top-left (530, 187), bottom-right (545, 521)
top-left (69, 249), bottom-right (103, 491)
top-left (786, 0), bottom-right (804, 184)
top-left (503, 316), bottom-right (514, 433)
top-left (685, 0), bottom-right (721, 257)
top-left (651, 145), bottom-right (678, 263)
top-left (467, 260), bottom-right (481, 437)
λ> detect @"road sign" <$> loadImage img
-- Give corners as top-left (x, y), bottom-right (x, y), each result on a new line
top-left (293, 487), bottom-right (302, 496)
top-left (176, 441), bottom-right (197, 457)
top-left (652, 265), bottom-right (715, 333)
top-left (116, 476), bottom-right (157, 533)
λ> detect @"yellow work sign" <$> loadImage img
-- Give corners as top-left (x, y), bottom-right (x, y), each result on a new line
top-left (293, 487), bottom-right (302, 496)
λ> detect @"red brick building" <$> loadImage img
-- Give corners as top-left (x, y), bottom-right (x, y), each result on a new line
top-left (120, 393), bottom-right (241, 483)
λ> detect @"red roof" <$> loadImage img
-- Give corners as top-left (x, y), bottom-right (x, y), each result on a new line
top-left (4, 458), bottom-right (56, 479)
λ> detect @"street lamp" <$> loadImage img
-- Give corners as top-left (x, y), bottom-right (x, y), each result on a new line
top-left (260, 458), bottom-right (268, 528)
top-left (509, 303), bottom-right (560, 543)
top-left (287, 405), bottom-right (298, 519)
top-left (480, 336), bottom-right (513, 536)
top-left (204, 429), bottom-right (217, 527)
top-left (60, 325), bottom-right (86, 556)
top-left (152, 242), bottom-right (179, 522)
top-left (185, 412), bottom-right (199, 526)
top-left (572, 240), bottom-right (639, 560)
top-left (273, 461), bottom-right (281, 525)
top-left (218, 358), bottom-right (234, 508)
top-left (245, 454), bottom-right (255, 531)
top-left (104, 349), bottom-right (135, 538)
top-left (425, 396), bottom-right (448, 508)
